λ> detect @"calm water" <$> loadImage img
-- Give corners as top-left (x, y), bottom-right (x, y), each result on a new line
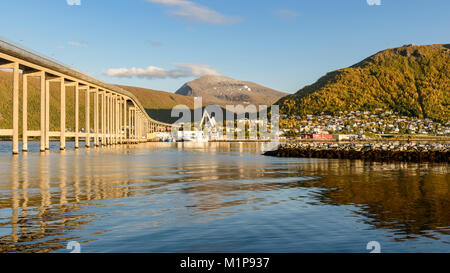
top-left (0, 141), bottom-right (449, 253)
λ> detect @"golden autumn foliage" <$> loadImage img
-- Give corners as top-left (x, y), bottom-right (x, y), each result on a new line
top-left (276, 44), bottom-right (450, 123)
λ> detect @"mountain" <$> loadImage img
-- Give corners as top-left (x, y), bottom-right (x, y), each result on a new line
top-left (175, 75), bottom-right (287, 111)
top-left (276, 44), bottom-right (450, 123)
top-left (116, 85), bottom-right (195, 123)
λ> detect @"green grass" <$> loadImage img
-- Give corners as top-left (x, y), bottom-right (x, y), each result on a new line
top-left (0, 72), bottom-right (197, 133)
top-left (116, 84), bottom-right (195, 123)
top-left (0, 70), bottom-right (94, 133)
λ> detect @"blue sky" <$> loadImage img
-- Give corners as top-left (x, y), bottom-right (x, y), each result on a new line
top-left (1, 0), bottom-right (449, 93)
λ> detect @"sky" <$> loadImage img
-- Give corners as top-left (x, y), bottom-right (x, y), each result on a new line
top-left (0, 0), bottom-right (449, 93)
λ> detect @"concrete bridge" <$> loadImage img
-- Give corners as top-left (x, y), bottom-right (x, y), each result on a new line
top-left (0, 39), bottom-right (172, 154)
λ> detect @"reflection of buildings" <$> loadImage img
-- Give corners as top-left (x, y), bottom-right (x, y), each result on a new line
top-left (295, 160), bottom-right (450, 239)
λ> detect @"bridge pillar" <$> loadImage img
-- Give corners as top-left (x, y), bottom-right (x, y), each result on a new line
top-left (134, 108), bottom-right (137, 142)
top-left (136, 113), bottom-right (139, 142)
top-left (118, 98), bottom-right (122, 143)
top-left (121, 98), bottom-right (124, 143)
top-left (135, 110), bottom-right (138, 142)
top-left (12, 63), bottom-right (19, 155)
top-left (118, 98), bottom-right (123, 144)
top-left (123, 99), bottom-right (127, 142)
top-left (129, 107), bottom-right (132, 141)
top-left (134, 109), bottom-right (137, 141)
top-left (40, 72), bottom-right (46, 152)
top-left (45, 79), bottom-right (50, 150)
top-left (101, 91), bottom-right (105, 146)
top-left (128, 108), bottom-right (131, 142)
top-left (22, 74), bottom-right (28, 152)
top-left (94, 89), bottom-right (99, 147)
top-left (105, 93), bottom-right (108, 145)
top-left (132, 108), bottom-right (135, 141)
top-left (112, 94), bottom-right (116, 145)
top-left (106, 93), bottom-right (112, 145)
top-left (60, 78), bottom-right (66, 150)
top-left (114, 95), bottom-right (118, 144)
top-left (85, 87), bottom-right (90, 148)
top-left (109, 93), bottom-right (112, 145)
top-left (116, 96), bottom-right (120, 144)
top-left (75, 83), bottom-right (79, 149)
top-left (109, 94), bottom-right (113, 145)
top-left (139, 114), bottom-right (142, 141)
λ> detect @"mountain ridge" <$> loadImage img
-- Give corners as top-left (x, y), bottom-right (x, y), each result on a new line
top-left (175, 75), bottom-right (288, 110)
top-left (276, 44), bottom-right (450, 123)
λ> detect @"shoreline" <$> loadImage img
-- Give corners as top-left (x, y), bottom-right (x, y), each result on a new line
top-left (264, 142), bottom-right (449, 163)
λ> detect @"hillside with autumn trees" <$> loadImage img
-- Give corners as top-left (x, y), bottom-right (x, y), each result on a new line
top-left (276, 44), bottom-right (450, 123)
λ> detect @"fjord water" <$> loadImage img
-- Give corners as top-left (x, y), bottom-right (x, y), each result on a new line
top-left (0, 142), bottom-right (448, 253)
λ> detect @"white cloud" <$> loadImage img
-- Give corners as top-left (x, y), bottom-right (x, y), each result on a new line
top-left (366, 0), bottom-right (381, 6)
top-left (106, 63), bottom-right (219, 79)
top-left (169, 63), bottom-right (219, 78)
top-left (274, 9), bottom-right (300, 19)
top-left (107, 66), bottom-right (167, 79)
top-left (147, 0), bottom-right (242, 25)
top-left (66, 0), bottom-right (81, 6)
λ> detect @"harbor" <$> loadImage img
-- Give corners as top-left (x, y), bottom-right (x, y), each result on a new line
top-left (0, 141), bottom-right (449, 253)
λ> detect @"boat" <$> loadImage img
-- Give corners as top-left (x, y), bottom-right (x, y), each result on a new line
top-left (176, 130), bottom-right (209, 142)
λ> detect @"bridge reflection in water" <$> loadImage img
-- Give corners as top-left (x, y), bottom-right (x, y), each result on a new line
top-left (0, 142), bottom-right (449, 252)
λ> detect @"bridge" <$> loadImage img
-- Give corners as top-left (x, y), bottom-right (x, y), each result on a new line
top-left (0, 39), bottom-right (172, 154)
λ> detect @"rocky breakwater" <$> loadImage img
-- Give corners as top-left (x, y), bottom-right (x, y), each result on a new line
top-left (264, 142), bottom-right (449, 163)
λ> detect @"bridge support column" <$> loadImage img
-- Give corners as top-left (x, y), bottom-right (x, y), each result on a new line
top-left (104, 93), bottom-right (108, 145)
top-left (109, 93), bottom-right (112, 145)
top-left (131, 108), bottom-right (133, 142)
top-left (129, 108), bottom-right (133, 141)
top-left (22, 74), bottom-right (28, 152)
top-left (45, 79), bottom-right (50, 150)
top-left (106, 93), bottom-right (110, 145)
top-left (60, 78), bottom-right (66, 150)
top-left (101, 91), bottom-right (105, 146)
top-left (136, 113), bottom-right (139, 142)
top-left (138, 114), bottom-right (142, 142)
top-left (134, 108), bottom-right (137, 142)
top-left (75, 83), bottom-right (79, 149)
top-left (12, 63), bottom-right (19, 155)
top-left (113, 95), bottom-right (117, 145)
top-left (109, 95), bottom-right (113, 145)
top-left (94, 89), bottom-right (99, 147)
top-left (116, 97), bottom-right (120, 144)
top-left (122, 100), bottom-right (126, 142)
top-left (111, 94), bottom-right (115, 145)
top-left (120, 99), bottom-right (123, 144)
top-left (85, 87), bottom-right (90, 148)
top-left (118, 98), bottom-right (122, 144)
top-left (115, 95), bottom-right (118, 145)
top-left (40, 72), bottom-right (46, 152)
top-left (115, 96), bottom-right (118, 144)
top-left (128, 108), bottom-right (131, 142)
